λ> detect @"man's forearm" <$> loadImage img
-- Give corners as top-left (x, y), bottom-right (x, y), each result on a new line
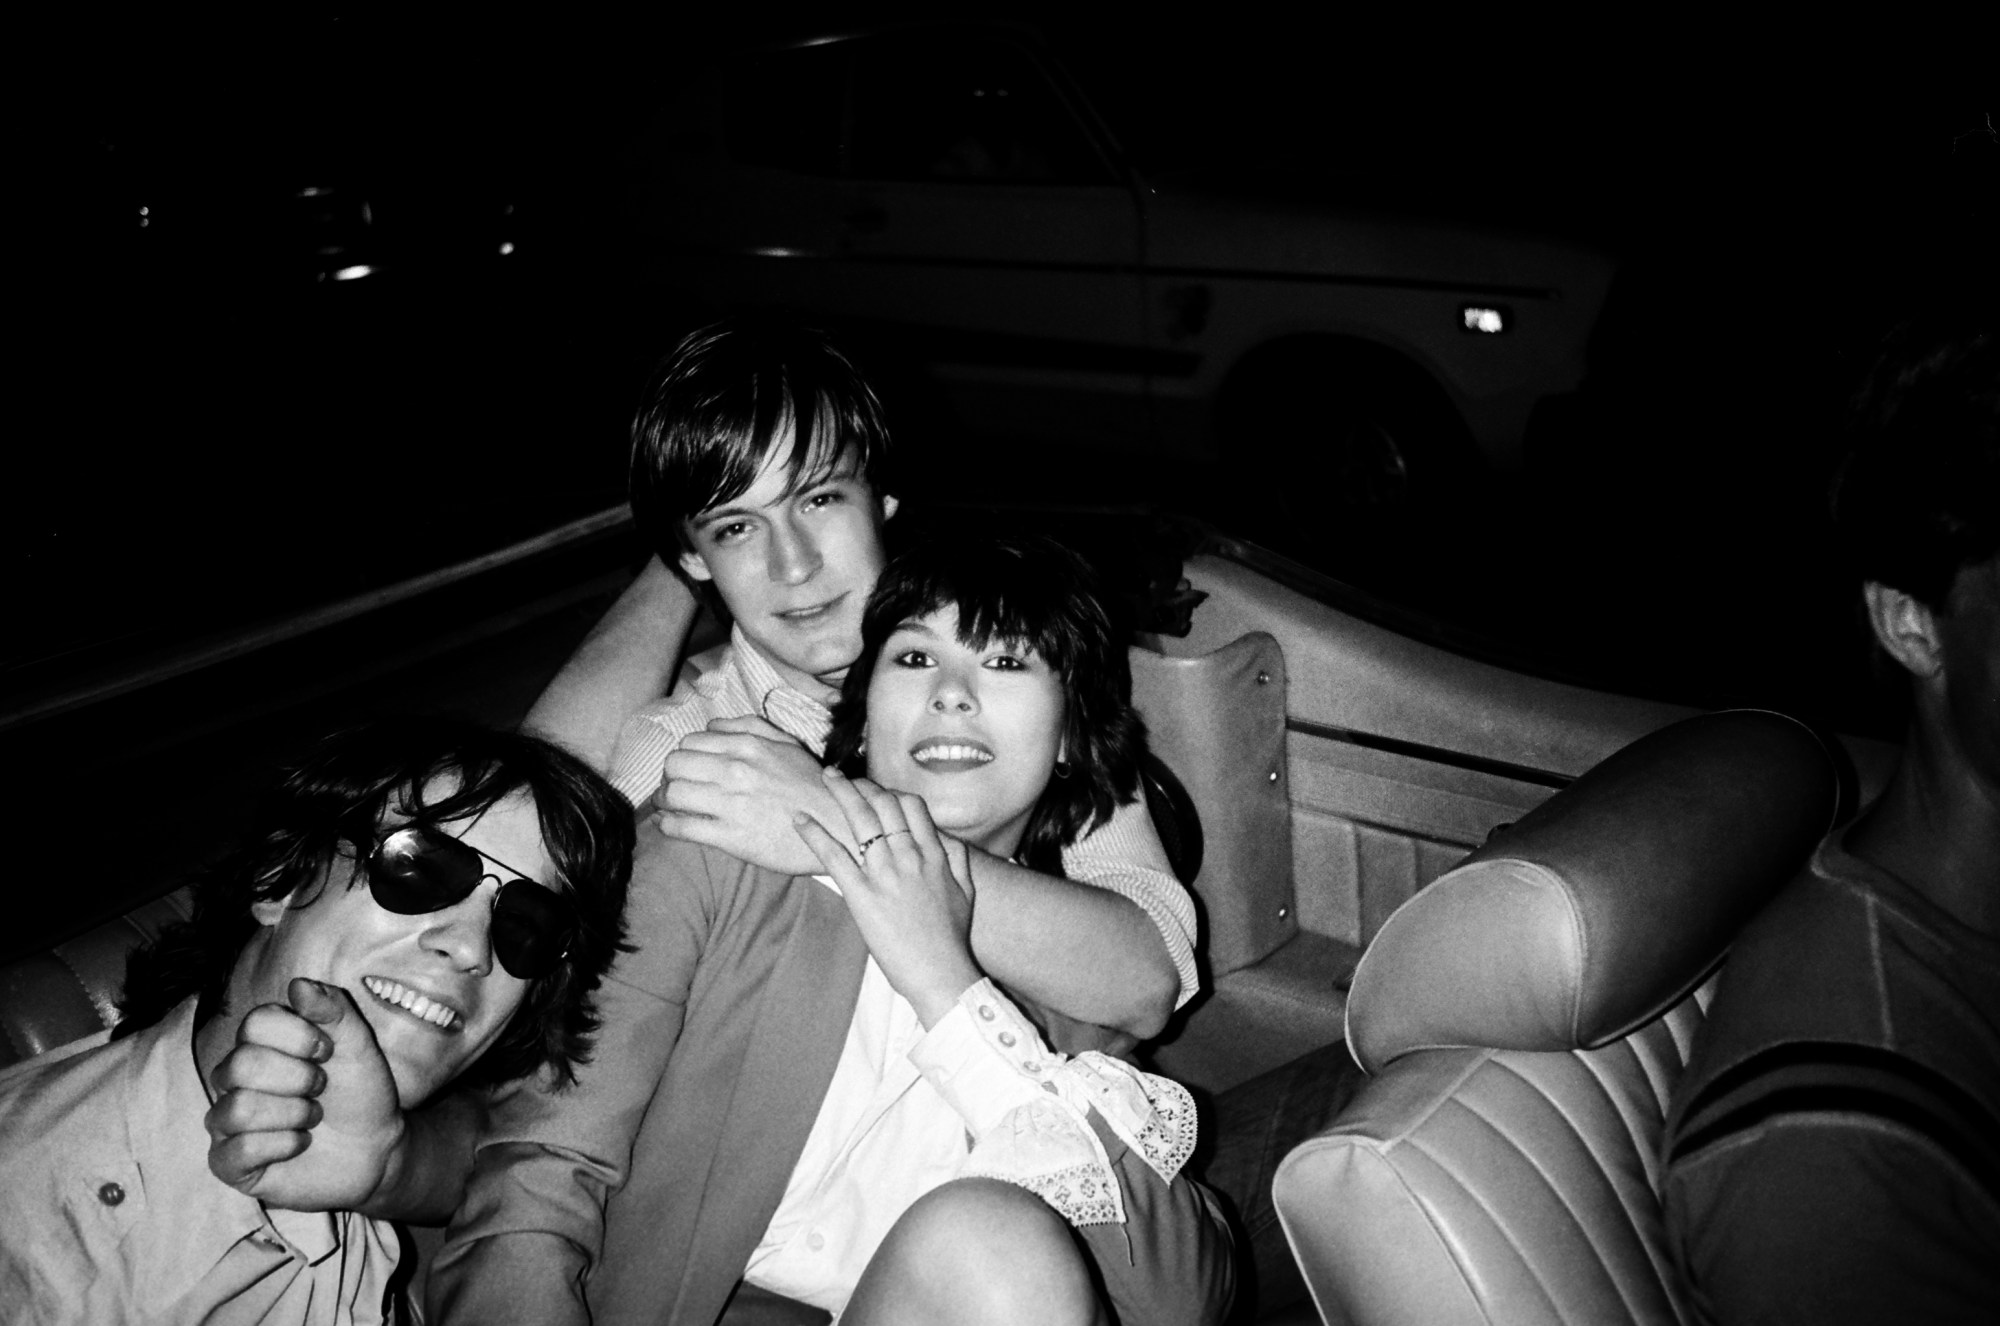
top-left (355, 1089), bottom-right (483, 1225)
top-left (965, 850), bottom-right (1180, 1039)
top-left (523, 557), bottom-right (699, 773)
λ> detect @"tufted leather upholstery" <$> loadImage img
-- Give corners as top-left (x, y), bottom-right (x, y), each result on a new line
top-left (1273, 711), bottom-right (1841, 1326)
top-left (0, 890), bottom-right (194, 1069)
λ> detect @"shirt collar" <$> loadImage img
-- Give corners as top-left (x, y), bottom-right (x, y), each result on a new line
top-left (726, 626), bottom-right (836, 757)
top-left (125, 998), bottom-right (347, 1305)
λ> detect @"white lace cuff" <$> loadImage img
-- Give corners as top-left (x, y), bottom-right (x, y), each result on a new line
top-left (909, 980), bottom-right (1198, 1228)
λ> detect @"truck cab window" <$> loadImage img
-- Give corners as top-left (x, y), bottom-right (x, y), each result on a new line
top-left (849, 33), bottom-right (1109, 186)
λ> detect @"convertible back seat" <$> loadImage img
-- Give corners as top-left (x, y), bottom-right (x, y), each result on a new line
top-left (1273, 710), bottom-right (1843, 1326)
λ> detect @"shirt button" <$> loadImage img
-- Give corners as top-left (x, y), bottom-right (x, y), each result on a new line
top-left (1023, 1061), bottom-right (1042, 1074)
top-left (806, 1231), bottom-right (825, 1252)
top-left (97, 1182), bottom-right (125, 1207)
top-left (978, 1005), bottom-right (996, 1021)
top-left (998, 1031), bottom-right (1016, 1047)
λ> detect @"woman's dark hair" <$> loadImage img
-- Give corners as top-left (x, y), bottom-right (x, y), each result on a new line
top-left (629, 316), bottom-right (895, 573)
top-left (117, 720), bottom-right (635, 1092)
top-left (824, 531), bottom-right (1146, 875)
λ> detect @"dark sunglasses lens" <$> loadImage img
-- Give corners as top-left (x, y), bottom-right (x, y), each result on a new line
top-left (368, 827), bottom-right (482, 915)
top-left (490, 881), bottom-right (576, 980)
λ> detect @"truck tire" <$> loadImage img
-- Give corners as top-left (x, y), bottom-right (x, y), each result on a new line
top-left (1217, 344), bottom-right (1477, 546)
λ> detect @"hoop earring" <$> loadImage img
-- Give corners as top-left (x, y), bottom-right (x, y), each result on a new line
top-left (1053, 759), bottom-right (1072, 780)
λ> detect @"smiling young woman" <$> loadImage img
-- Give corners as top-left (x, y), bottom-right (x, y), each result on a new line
top-left (824, 530), bottom-right (1149, 881)
top-left (855, 604), bottom-right (1069, 856)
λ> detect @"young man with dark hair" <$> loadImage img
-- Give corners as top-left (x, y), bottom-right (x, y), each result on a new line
top-left (0, 720), bottom-right (634, 1325)
top-left (1662, 311), bottom-right (2000, 1322)
top-left (527, 316), bottom-right (1195, 1039)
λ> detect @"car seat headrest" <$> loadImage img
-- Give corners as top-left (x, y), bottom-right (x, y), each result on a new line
top-left (1346, 711), bottom-right (1840, 1074)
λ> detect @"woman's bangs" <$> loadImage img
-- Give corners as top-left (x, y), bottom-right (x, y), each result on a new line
top-left (927, 576), bottom-right (1072, 674)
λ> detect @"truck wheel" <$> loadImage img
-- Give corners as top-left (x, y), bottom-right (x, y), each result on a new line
top-left (1315, 406), bottom-right (1421, 513)
top-left (1217, 348), bottom-right (1476, 546)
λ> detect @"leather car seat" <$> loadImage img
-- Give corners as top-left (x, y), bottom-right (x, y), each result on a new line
top-left (1272, 710), bottom-right (1842, 1326)
top-left (0, 889), bottom-right (194, 1069)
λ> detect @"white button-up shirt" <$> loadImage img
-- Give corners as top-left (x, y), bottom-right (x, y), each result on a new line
top-left (746, 889), bottom-right (1194, 1316)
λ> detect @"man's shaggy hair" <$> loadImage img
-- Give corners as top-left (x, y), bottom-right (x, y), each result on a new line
top-left (629, 316), bottom-right (895, 575)
top-left (117, 720), bottom-right (634, 1092)
top-left (1832, 307), bottom-right (1999, 611)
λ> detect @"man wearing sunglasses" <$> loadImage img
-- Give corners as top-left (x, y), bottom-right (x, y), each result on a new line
top-left (0, 720), bottom-right (633, 1325)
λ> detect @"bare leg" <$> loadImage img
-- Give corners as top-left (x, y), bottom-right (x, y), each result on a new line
top-left (843, 1179), bottom-right (1109, 1326)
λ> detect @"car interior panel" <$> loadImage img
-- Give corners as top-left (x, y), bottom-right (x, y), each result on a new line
top-left (1273, 710), bottom-right (1844, 1326)
top-left (1132, 629), bottom-right (1298, 978)
top-left (1134, 551), bottom-right (1708, 1101)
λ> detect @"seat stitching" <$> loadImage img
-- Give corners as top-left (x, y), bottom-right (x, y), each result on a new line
top-left (1567, 1040), bottom-right (1681, 1184)
top-left (1564, 1045), bottom-right (1694, 1312)
top-left (1400, 1118), bottom-right (1570, 1321)
top-left (1467, 1056), bottom-right (1667, 1324)
top-left (1309, 1049), bottom-right (1498, 1150)
top-left (1462, 1064), bottom-right (1648, 1318)
top-left (1370, 1050), bottom-right (1500, 1147)
top-left (1653, 1000), bottom-right (1709, 1092)
top-left (1587, 1026), bottom-right (1677, 1131)
top-left (1277, 1137), bottom-right (1489, 1322)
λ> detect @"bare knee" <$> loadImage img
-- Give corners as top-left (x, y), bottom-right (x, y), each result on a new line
top-left (846, 1179), bottom-right (1104, 1326)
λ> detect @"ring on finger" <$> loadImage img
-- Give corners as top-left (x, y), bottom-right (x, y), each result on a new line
top-left (857, 829), bottom-right (911, 862)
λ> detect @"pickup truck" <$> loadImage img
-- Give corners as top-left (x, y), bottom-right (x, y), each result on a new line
top-left (631, 21), bottom-right (1616, 520)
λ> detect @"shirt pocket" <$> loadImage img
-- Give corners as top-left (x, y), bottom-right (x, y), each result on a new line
top-left (5, 1159), bottom-right (146, 1322)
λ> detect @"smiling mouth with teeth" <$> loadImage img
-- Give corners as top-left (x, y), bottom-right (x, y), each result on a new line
top-left (912, 744), bottom-right (995, 764)
top-left (361, 976), bottom-right (462, 1031)
top-left (779, 595), bottom-right (844, 622)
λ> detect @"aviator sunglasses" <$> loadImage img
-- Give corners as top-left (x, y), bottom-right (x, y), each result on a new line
top-left (365, 824), bottom-right (577, 979)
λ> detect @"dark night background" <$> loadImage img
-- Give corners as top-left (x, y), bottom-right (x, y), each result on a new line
top-left (1, 21), bottom-right (1993, 1316)
top-left (8, 11), bottom-right (1995, 810)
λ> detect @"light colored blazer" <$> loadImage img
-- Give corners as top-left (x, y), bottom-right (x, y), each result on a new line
top-left (427, 830), bottom-right (868, 1326)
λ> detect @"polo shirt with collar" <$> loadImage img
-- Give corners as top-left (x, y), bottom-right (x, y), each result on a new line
top-left (0, 996), bottom-right (400, 1326)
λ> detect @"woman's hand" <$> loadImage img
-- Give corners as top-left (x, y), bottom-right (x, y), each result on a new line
top-left (794, 768), bottom-right (983, 1029)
